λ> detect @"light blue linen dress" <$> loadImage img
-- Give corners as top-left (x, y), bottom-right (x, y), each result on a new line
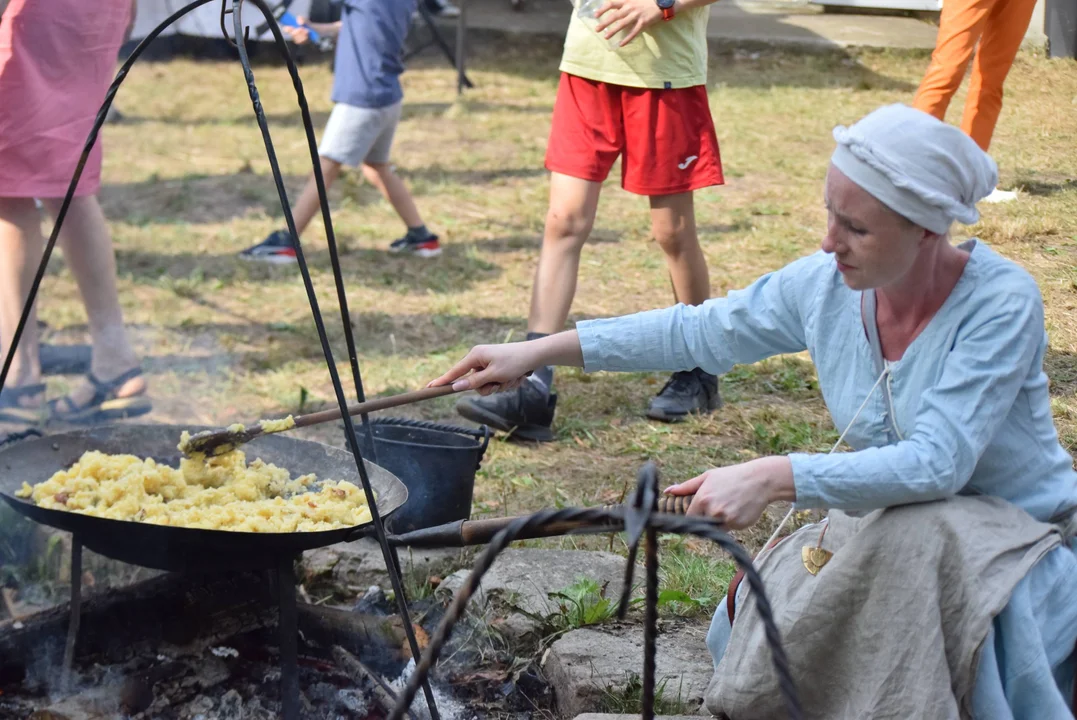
top-left (576, 239), bottom-right (1077, 717)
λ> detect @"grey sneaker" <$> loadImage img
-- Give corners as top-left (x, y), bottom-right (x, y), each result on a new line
top-left (456, 380), bottom-right (556, 442)
top-left (646, 369), bottom-right (721, 422)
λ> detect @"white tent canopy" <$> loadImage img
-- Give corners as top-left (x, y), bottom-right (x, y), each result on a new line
top-left (129, 0), bottom-right (312, 41)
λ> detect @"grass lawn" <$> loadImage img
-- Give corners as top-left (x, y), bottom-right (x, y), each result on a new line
top-left (23, 35), bottom-right (1077, 602)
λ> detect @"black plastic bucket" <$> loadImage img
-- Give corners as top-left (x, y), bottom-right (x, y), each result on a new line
top-left (352, 417), bottom-right (490, 534)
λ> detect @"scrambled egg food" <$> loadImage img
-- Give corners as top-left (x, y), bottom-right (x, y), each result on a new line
top-left (14, 433), bottom-right (372, 533)
top-left (260, 415), bottom-right (296, 433)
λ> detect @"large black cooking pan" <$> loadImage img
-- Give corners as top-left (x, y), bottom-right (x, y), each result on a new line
top-left (0, 424), bottom-right (407, 572)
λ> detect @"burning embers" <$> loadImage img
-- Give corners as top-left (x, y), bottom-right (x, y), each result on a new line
top-left (8, 639), bottom-right (389, 719)
top-left (0, 568), bottom-right (550, 720)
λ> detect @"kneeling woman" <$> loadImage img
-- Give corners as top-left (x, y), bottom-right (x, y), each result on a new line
top-left (430, 104), bottom-right (1077, 717)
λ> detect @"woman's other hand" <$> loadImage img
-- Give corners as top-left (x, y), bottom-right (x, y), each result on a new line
top-left (666, 456), bottom-right (796, 529)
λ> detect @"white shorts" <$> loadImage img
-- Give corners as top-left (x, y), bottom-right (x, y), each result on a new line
top-left (318, 101), bottom-right (402, 167)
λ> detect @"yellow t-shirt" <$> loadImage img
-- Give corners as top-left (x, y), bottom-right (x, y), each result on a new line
top-left (558, 5), bottom-right (710, 90)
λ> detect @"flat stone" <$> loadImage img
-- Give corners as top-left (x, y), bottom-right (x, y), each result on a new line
top-left (299, 538), bottom-right (464, 593)
top-left (544, 623), bottom-right (714, 718)
top-left (438, 549), bottom-right (633, 636)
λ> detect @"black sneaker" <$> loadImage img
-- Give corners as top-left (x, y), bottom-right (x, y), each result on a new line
top-left (389, 233), bottom-right (442, 257)
top-left (456, 380), bottom-right (556, 442)
top-left (646, 369), bottom-right (721, 422)
top-left (239, 230), bottom-right (297, 264)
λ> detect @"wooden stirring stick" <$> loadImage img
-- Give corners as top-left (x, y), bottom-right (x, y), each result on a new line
top-left (181, 385), bottom-right (462, 457)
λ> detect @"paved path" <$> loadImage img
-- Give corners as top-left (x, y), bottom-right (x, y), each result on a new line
top-left (439, 0), bottom-right (940, 51)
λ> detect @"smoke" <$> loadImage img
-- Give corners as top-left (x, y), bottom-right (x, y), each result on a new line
top-left (390, 659), bottom-right (471, 720)
top-left (0, 504), bottom-right (38, 572)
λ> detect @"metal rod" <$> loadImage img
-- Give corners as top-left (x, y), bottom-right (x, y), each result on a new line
top-left (389, 543), bottom-right (406, 581)
top-left (230, 4), bottom-right (440, 717)
top-left (642, 524), bottom-right (659, 720)
top-left (456, 0), bottom-right (468, 95)
top-left (386, 504), bottom-right (804, 720)
top-left (415, 0), bottom-right (474, 88)
top-left (388, 492), bottom-right (698, 548)
top-left (61, 536), bottom-right (83, 692)
top-left (279, 555), bottom-right (300, 720)
top-left (296, 13), bottom-right (377, 450)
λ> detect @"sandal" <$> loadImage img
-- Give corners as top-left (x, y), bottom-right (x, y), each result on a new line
top-left (0, 383), bottom-right (47, 425)
top-left (49, 368), bottom-right (152, 424)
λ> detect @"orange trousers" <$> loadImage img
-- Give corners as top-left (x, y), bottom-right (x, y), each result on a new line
top-left (913, 0), bottom-right (1038, 150)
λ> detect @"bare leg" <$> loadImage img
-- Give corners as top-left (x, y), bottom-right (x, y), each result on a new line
top-left (528, 173), bottom-right (603, 334)
top-left (649, 191), bottom-right (710, 305)
top-left (40, 196), bottom-right (145, 405)
top-left (452, 172), bottom-right (600, 440)
top-left (361, 162), bottom-right (424, 230)
top-left (0, 197), bottom-right (44, 396)
top-left (289, 156), bottom-right (342, 238)
top-left (645, 191), bottom-right (720, 422)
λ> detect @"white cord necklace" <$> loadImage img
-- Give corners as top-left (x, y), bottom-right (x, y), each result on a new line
top-left (754, 363), bottom-right (893, 570)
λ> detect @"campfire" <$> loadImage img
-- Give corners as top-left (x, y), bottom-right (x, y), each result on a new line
top-left (0, 556), bottom-right (549, 720)
top-left (0, 425), bottom-right (766, 720)
top-left (0, 424), bottom-right (557, 720)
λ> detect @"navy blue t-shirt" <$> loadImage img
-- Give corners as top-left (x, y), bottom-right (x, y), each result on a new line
top-left (331, 0), bottom-right (416, 109)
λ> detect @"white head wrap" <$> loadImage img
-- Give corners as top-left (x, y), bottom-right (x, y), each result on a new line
top-left (830, 104), bottom-right (998, 234)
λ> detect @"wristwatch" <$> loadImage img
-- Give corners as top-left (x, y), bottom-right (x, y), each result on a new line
top-left (656, 0), bottom-right (676, 20)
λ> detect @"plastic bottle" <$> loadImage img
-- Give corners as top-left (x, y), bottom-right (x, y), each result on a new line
top-left (574, 0), bottom-right (629, 51)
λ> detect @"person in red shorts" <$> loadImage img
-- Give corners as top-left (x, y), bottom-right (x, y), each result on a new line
top-left (456, 0), bottom-right (725, 441)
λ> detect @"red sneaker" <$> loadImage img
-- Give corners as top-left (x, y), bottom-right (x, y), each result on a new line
top-left (389, 234), bottom-right (442, 258)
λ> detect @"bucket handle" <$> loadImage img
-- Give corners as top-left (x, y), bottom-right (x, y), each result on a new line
top-left (366, 416), bottom-right (490, 465)
top-left (477, 424), bottom-right (491, 458)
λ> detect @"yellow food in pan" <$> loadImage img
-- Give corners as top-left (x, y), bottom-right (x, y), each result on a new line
top-left (14, 438), bottom-right (371, 533)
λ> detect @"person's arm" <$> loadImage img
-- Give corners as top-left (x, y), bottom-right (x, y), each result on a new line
top-left (429, 331), bottom-right (584, 394)
top-left (282, 17), bottom-right (342, 45)
top-left (595, 0), bottom-right (722, 46)
top-left (790, 286), bottom-right (1045, 510)
top-left (431, 252), bottom-right (823, 394)
top-left (576, 254), bottom-right (812, 375)
top-left (664, 277), bottom-right (1048, 528)
top-left (305, 20), bottom-right (341, 38)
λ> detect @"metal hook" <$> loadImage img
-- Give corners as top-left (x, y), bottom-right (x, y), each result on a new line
top-left (220, 0), bottom-right (234, 46)
top-left (220, 0), bottom-right (249, 48)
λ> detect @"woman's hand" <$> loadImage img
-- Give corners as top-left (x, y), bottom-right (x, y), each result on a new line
top-left (595, 0), bottom-right (664, 46)
top-left (665, 457), bottom-right (796, 529)
top-left (429, 331), bottom-right (585, 395)
top-left (428, 344), bottom-right (543, 396)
